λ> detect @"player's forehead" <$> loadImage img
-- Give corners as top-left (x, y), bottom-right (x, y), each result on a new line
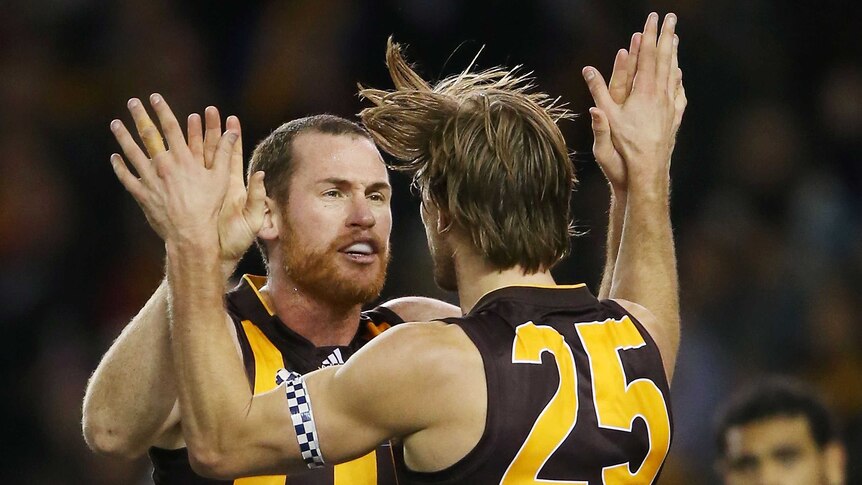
top-left (725, 415), bottom-right (818, 457)
top-left (291, 131), bottom-right (388, 186)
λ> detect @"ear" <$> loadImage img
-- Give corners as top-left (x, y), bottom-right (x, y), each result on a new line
top-left (436, 205), bottom-right (451, 233)
top-left (257, 197), bottom-right (280, 241)
top-left (822, 442), bottom-right (847, 485)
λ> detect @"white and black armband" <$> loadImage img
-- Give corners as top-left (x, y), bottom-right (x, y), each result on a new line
top-left (275, 368), bottom-right (325, 469)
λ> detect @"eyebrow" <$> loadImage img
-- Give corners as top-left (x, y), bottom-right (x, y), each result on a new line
top-left (319, 177), bottom-right (391, 192)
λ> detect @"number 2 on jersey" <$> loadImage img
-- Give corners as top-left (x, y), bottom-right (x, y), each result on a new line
top-left (501, 318), bottom-right (671, 485)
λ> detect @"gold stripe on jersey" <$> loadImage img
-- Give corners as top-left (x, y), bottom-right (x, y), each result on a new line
top-left (334, 450), bottom-right (377, 484)
top-left (241, 319), bottom-right (287, 395)
top-left (243, 275), bottom-right (276, 316)
top-left (236, 320), bottom-right (287, 485)
top-left (237, 318), bottom-right (380, 484)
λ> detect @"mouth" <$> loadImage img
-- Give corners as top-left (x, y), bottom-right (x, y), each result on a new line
top-left (338, 239), bottom-right (380, 264)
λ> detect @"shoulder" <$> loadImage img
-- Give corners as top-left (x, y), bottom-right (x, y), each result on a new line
top-left (353, 321), bottom-right (477, 371)
top-left (608, 298), bottom-right (677, 383)
top-left (336, 321), bottom-right (481, 398)
top-left (378, 296), bottom-right (461, 323)
top-left (327, 321), bottom-right (483, 433)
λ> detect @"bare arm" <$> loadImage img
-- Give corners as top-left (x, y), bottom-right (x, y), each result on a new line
top-left (83, 279), bottom-right (179, 457)
top-left (583, 13), bottom-right (686, 379)
top-left (594, 34), bottom-right (641, 300)
top-left (82, 101), bottom-right (200, 457)
top-left (86, 97), bottom-right (264, 457)
top-left (599, 184), bottom-right (627, 299)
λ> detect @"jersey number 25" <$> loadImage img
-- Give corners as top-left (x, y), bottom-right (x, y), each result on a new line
top-left (500, 318), bottom-right (671, 485)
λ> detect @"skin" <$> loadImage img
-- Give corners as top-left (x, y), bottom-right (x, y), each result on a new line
top-left (721, 416), bottom-right (846, 485)
top-left (123, 11), bottom-right (684, 480)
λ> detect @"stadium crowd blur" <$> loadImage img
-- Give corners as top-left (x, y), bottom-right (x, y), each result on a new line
top-left (1, 0), bottom-right (858, 483)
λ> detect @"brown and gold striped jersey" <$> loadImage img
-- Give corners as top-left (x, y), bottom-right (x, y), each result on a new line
top-left (395, 284), bottom-right (673, 485)
top-left (149, 275), bottom-right (404, 485)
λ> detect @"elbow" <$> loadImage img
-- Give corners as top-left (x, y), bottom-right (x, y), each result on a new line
top-left (82, 417), bottom-right (144, 459)
top-left (186, 444), bottom-right (241, 480)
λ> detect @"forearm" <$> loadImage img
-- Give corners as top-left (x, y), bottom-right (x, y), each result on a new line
top-left (612, 183), bottom-right (679, 351)
top-left (166, 237), bottom-right (252, 461)
top-left (83, 279), bottom-right (177, 457)
top-left (599, 188), bottom-right (627, 300)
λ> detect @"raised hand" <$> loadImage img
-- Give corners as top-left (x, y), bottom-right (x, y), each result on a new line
top-left (583, 12), bottom-right (687, 193)
top-left (110, 94), bottom-right (239, 245)
top-left (590, 32), bottom-right (642, 192)
top-left (213, 110), bottom-right (267, 263)
top-left (110, 96), bottom-right (266, 263)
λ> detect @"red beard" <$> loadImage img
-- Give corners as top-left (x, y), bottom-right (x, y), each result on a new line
top-left (280, 219), bottom-right (389, 306)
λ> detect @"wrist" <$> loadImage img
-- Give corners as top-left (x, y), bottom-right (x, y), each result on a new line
top-left (165, 234), bottom-right (221, 259)
top-left (628, 183), bottom-right (670, 208)
top-left (609, 184), bottom-right (628, 201)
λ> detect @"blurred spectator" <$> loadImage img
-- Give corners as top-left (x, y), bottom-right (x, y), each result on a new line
top-left (714, 377), bottom-right (846, 485)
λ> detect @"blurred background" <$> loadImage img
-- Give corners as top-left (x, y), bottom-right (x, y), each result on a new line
top-left (1, 0), bottom-right (859, 483)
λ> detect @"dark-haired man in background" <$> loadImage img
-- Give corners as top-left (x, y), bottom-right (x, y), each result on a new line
top-left (715, 377), bottom-right (846, 485)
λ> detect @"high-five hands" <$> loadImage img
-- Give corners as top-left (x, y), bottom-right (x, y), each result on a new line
top-left (583, 12), bottom-right (687, 193)
top-left (109, 94), bottom-right (266, 261)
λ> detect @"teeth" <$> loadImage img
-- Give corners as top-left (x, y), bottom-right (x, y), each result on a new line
top-left (345, 242), bottom-right (373, 255)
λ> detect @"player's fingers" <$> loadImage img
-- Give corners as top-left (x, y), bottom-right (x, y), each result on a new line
top-left (633, 12), bottom-right (659, 92)
top-left (590, 107), bottom-right (615, 162)
top-left (244, 170), bottom-right (267, 232)
top-left (148, 93), bottom-right (187, 152)
top-left (608, 49), bottom-right (629, 105)
top-left (203, 106), bottom-right (221, 169)
top-left (110, 119), bottom-right (156, 181)
top-left (127, 98), bottom-right (166, 157)
top-left (109, 153), bottom-right (145, 198)
top-left (624, 33), bottom-right (642, 96)
top-left (582, 67), bottom-right (616, 113)
top-left (669, 35), bottom-right (680, 95)
top-left (213, 130), bottom-right (240, 175)
top-left (655, 13), bottom-right (677, 88)
top-left (225, 115), bottom-right (243, 181)
top-left (188, 113), bottom-right (204, 164)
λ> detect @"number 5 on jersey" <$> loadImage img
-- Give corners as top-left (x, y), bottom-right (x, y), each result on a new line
top-left (501, 318), bottom-right (671, 484)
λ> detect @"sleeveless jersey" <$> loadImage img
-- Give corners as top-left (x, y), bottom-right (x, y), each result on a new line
top-left (395, 285), bottom-right (673, 485)
top-left (149, 275), bottom-right (404, 485)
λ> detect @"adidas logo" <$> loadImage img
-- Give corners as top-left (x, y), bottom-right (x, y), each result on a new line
top-left (320, 348), bottom-right (344, 368)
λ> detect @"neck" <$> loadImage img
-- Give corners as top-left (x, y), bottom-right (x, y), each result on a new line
top-left (453, 247), bottom-right (556, 314)
top-left (259, 268), bottom-right (362, 347)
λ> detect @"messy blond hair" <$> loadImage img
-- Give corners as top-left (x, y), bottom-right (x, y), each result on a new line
top-left (359, 39), bottom-right (575, 273)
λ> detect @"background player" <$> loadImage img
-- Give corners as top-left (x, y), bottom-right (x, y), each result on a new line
top-left (84, 105), bottom-right (459, 484)
top-left (715, 377), bottom-right (846, 485)
top-left (120, 11), bottom-right (685, 483)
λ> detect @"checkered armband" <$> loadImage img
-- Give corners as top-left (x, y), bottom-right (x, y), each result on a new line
top-left (275, 368), bottom-right (325, 469)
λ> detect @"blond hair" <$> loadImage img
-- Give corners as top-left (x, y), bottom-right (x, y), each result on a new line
top-left (359, 39), bottom-right (575, 273)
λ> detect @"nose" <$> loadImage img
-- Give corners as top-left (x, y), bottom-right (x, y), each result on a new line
top-left (347, 195), bottom-right (375, 229)
top-left (758, 462), bottom-right (784, 485)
